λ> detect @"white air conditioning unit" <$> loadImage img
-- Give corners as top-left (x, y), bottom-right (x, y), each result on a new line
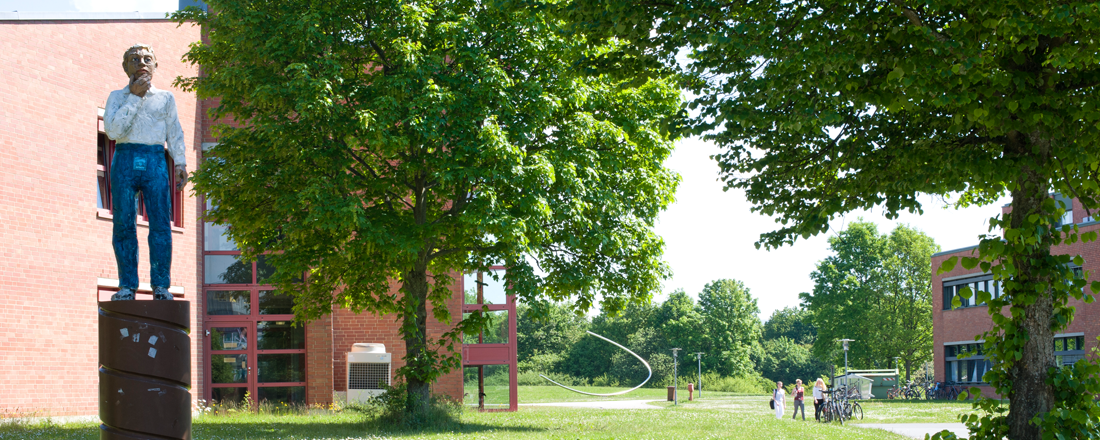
top-left (347, 343), bottom-right (392, 404)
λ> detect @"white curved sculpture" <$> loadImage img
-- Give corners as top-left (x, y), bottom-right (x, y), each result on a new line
top-left (539, 330), bottom-right (652, 396)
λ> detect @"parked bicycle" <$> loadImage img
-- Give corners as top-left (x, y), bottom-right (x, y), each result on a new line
top-left (818, 390), bottom-right (845, 425)
top-left (843, 399), bottom-right (863, 421)
top-left (926, 381), bottom-right (962, 400)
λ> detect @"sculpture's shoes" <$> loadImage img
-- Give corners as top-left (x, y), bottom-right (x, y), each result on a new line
top-left (153, 286), bottom-right (174, 300)
top-left (111, 287), bottom-right (136, 301)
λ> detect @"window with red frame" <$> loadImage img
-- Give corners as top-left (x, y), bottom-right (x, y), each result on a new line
top-left (98, 118), bottom-right (184, 227)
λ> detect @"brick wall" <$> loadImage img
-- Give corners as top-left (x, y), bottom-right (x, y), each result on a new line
top-left (305, 314), bottom-right (333, 405)
top-left (1, 18), bottom-right (466, 416)
top-left (330, 275), bottom-right (464, 402)
top-left (0, 19), bottom-right (203, 416)
top-left (931, 217), bottom-right (1100, 398)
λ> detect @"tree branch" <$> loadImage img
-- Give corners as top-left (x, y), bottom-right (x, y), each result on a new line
top-left (338, 139), bottom-right (413, 210)
top-left (889, 0), bottom-right (949, 42)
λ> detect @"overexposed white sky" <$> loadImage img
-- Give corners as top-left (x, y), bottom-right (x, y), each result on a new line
top-left (5, 0), bottom-right (1012, 320)
top-left (0, 0), bottom-right (177, 12)
top-left (654, 136), bottom-right (1008, 319)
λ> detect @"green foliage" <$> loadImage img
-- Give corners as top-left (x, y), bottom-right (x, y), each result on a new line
top-left (609, 327), bottom-right (674, 387)
top-left (173, 0), bottom-right (682, 415)
top-left (675, 372), bottom-right (773, 394)
top-left (516, 303), bottom-right (588, 372)
top-left (755, 336), bottom-right (831, 387)
top-left (555, 280), bottom-right (761, 387)
top-left (762, 307), bottom-right (816, 345)
top-left (802, 222), bottom-right (937, 379)
top-left (354, 382), bottom-right (462, 429)
top-left (561, 301), bottom-right (657, 380)
top-left (697, 280), bottom-right (762, 377)
top-left (567, 0), bottom-right (1100, 436)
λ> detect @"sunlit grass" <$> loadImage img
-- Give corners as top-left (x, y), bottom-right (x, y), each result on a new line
top-left (0, 389), bottom-right (975, 440)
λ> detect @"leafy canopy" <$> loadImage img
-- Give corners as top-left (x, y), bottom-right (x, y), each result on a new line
top-left (173, 0), bottom-right (682, 407)
top-left (802, 221), bottom-right (938, 379)
top-left (564, 1), bottom-right (1100, 437)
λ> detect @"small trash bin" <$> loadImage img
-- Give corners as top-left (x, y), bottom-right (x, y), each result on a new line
top-left (667, 386), bottom-right (676, 401)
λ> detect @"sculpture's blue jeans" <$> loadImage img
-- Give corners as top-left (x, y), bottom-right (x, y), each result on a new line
top-left (111, 143), bottom-right (172, 290)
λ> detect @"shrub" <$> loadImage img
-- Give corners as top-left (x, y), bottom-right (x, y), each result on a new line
top-left (353, 382), bottom-right (461, 428)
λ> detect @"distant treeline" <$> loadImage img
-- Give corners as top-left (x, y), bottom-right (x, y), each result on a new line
top-left (470, 222), bottom-right (936, 393)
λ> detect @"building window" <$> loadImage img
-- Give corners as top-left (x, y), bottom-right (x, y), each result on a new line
top-left (97, 117), bottom-right (184, 227)
top-left (1055, 335), bottom-right (1086, 366)
top-left (1054, 193), bottom-right (1074, 227)
top-left (943, 275), bottom-right (1000, 310)
top-left (944, 343), bottom-right (990, 384)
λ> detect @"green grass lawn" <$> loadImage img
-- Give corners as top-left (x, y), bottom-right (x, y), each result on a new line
top-left (0, 387), bottom-right (976, 440)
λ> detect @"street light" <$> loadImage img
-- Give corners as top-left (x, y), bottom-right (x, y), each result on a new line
top-left (694, 352), bottom-right (704, 398)
top-left (839, 339), bottom-right (854, 398)
top-left (671, 348), bottom-right (681, 405)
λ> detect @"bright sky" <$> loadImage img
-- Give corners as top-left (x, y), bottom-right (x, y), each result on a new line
top-left (0, 0), bottom-right (177, 11)
top-left (655, 136), bottom-right (1008, 320)
top-left (5, 0), bottom-right (1012, 320)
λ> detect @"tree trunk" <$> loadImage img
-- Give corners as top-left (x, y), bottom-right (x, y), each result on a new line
top-left (1004, 131), bottom-right (1055, 440)
top-left (402, 264), bottom-right (432, 419)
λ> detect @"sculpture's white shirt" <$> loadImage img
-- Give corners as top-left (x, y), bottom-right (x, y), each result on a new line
top-left (104, 85), bottom-right (186, 167)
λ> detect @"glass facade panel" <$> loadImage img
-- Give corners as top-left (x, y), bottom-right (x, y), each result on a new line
top-left (464, 270), bottom-right (508, 305)
top-left (211, 354), bottom-right (248, 384)
top-left (257, 386), bottom-right (305, 405)
top-left (257, 321), bottom-right (305, 350)
top-left (257, 353), bottom-right (305, 383)
top-left (463, 365), bottom-right (511, 408)
top-left (211, 387), bottom-right (247, 404)
top-left (206, 290), bottom-right (251, 316)
top-left (210, 327), bottom-right (248, 351)
top-left (205, 255), bottom-right (252, 284)
top-left (204, 200), bottom-right (237, 251)
top-left (462, 310), bottom-right (509, 344)
top-left (259, 290), bottom-right (294, 315)
top-left (204, 222), bottom-right (237, 251)
top-left (256, 255), bottom-right (276, 284)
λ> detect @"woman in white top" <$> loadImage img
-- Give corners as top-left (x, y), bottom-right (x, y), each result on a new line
top-left (773, 381), bottom-right (786, 419)
top-left (813, 378), bottom-right (827, 421)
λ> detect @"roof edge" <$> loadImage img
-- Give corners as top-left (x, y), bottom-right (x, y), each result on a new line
top-left (0, 11), bottom-right (173, 21)
top-left (932, 244), bottom-right (980, 258)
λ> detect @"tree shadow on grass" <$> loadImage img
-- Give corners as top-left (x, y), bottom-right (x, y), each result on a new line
top-left (0, 422), bottom-right (99, 440)
top-left (193, 418), bottom-right (546, 438)
top-left (0, 419), bottom-right (545, 440)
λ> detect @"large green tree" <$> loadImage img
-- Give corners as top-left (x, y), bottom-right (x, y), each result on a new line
top-left (802, 222), bottom-right (938, 380)
top-left (762, 307), bottom-right (816, 346)
top-left (566, 1), bottom-right (1100, 437)
top-left (881, 223), bottom-right (940, 381)
top-left (697, 279), bottom-right (761, 377)
top-left (174, 0), bottom-right (681, 416)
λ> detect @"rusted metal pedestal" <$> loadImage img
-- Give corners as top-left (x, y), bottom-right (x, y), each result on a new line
top-left (98, 301), bottom-right (191, 440)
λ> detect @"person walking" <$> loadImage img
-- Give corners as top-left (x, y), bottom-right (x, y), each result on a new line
top-left (792, 379), bottom-right (806, 420)
top-left (813, 378), bottom-right (827, 421)
top-left (773, 381), bottom-right (786, 419)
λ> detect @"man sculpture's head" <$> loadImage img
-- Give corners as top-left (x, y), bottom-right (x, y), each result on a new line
top-left (122, 43), bottom-right (157, 79)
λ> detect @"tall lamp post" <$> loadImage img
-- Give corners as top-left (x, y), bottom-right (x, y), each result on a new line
top-left (694, 352), bottom-right (704, 398)
top-left (839, 339), bottom-right (854, 397)
top-left (671, 348), bottom-right (681, 405)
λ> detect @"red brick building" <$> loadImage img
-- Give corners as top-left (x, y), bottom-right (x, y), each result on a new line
top-left (932, 195), bottom-right (1099, 397)
top-left (0, 12), bottom-right (466, 417)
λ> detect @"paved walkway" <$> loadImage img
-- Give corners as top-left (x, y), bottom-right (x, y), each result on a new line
top-left (855, 423), bottom-right (969, 439)
top-left (521, 399), bottom-right (664, 410)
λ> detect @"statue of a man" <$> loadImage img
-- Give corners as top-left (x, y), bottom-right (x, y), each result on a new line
top-left (103, 44), bottom-right (188, 301)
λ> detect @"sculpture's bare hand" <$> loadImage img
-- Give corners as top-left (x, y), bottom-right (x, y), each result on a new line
top-left (129, 71), bottom-right (151, 97)
top-left (175, 164), bottom-right (188, 191)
